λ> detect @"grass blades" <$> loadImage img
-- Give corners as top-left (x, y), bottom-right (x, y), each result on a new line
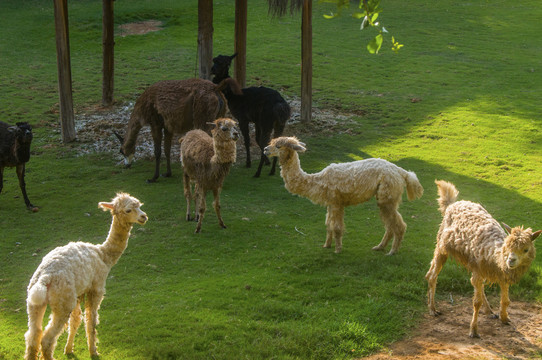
top-left (0, 0), bottom-right (541, 359)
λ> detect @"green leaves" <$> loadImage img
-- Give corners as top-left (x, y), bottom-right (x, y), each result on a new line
top-left (367, 34), bottom-right (383, 54)
top-left (322, 0), bottom-right (403, 54)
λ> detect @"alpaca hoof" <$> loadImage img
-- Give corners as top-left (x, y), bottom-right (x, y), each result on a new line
top-left (334, 248), bottom-right (342, 254)
top-left (252, 173), bottom-right (261, 178)
top-left (322, 244), bottom-right (331, 249)
top-left (385, 250), bottom-right (396, 256)
top-left (469, 331), bottom-right (480, 339)
top-left (372, 245), bottom-right (384, 251)
top-left (146, 178), bottom-right (158, 184)
top-left (429, 309), bottom-right (441, 316)
top-left (161, 172), bottom-right (172, 178)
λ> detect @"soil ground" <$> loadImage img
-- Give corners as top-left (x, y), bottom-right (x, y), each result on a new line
top-left (363, 296), bottom-right (542, 360)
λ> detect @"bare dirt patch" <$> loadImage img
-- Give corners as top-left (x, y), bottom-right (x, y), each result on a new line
top-left (364, 296), bottom-right (542, 360)
top-left (117, 20), bottom-right (163, 37)
top-left (72, 99), bottom-right (361, 165)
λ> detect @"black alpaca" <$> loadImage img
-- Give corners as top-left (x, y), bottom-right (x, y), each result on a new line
top-left (0, 121), bottom-right (37, 210)
top-left (211, 53), bottom-right (291, 177)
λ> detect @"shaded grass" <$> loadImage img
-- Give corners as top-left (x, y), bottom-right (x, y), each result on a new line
top-left (0, 0), bottom-right (541, 359)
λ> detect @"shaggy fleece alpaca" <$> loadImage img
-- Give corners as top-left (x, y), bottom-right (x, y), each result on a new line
top-left (264, 136), bottom-right (423, 254)
top-left (24, 193), bottom-right (147, 360)
top-left (426, 180), bottom-right (541, 338)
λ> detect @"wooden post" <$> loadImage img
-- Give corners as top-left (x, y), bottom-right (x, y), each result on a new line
top-left (53, 0), bottom-right (76, 142)
top-left (198, 0), bottom-right (213, 80)
top-left (102, 0), bottom-right (115, 106)
top-left (234, 0), bottom-right (247, 88)
top-left (301, 0), bottom-right (312, 123)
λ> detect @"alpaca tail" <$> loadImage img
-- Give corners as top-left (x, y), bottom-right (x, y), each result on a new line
top-left (435, 180), bottom-right (459, 216)
top-left (27, 275), bottom-right (49, 306)
top-left (404, 171), bottom-right (424, 201)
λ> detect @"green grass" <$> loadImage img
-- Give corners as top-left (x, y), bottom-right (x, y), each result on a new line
top-left (1, 0), bottom-right (541, 359)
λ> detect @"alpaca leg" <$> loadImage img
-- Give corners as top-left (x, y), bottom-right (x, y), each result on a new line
top-left (148, 123), bottom-right (163, 183)
top-left (24, 304), bottom-right (47, 360)
top-left (374, 203), bottom-right (405, 255)
top-left (162, 129), bottom-right (173, 178)
top-left (240, 121), bottom-right (251, 168)
top-left (212, 189), bottom-right (226, 229)
top-left (16, 163), bottom-right (34, 209)
top-left (195, 189), bottom-right (207, 233)
top-left (425, 250), bottom-right (448, 316)
top-left (183, 174), bottom-right (193, 221)
top-left (324, 207), bottom-right (333, 249)
top-left (325, 206), bottom-right (345, 253)
top-left (269, 157), bottom-right (278, 176)
top-left (85, 291), bottom-right (104, 357)
top-left (388, 211), bottom-right (406, 255)
top-left (41, 310), bottom-right (72, 360)
top-left (64, 299), bottom-right (83, 355)
top-left (469, 274), bottom-right (484, 338)
top-left (498, 283), bottom-right (511, 324)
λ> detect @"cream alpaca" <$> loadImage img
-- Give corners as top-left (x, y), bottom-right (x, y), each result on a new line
top-left (180, 118), bottom-right (239, 233)
top-left (24, 193), bottom-right (147, 360)
top-left (264, 136), bottom-right (424, 254)
top-left (426, 180), bottom-right (541, 338)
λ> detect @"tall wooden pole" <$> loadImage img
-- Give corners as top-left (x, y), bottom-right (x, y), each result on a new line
top-left (301, 0), bottom-right (312, 123)
top-left (198, 0), bottom-right (213, 80)
top-left (234, 0), bottom-right (247, 88)
top-left (53, 0), bottom-right (76, 142)
top-left (102, 0), bottom-right (115, 106)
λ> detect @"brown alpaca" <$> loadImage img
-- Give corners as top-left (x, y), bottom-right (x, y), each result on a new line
top-left (115, 78), bottom-right (227, 183)
top-left (180, 118), bottom-right (239, 233)
top-left (426, 180), bottom-right (541, 338)
top-left (24, 193), bottom-right (147, 360)
top-left (264, 136), bottom-right (424, 254)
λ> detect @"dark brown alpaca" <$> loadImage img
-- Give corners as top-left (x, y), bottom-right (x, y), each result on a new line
top-left (115, 78), bottom-right (227, 183)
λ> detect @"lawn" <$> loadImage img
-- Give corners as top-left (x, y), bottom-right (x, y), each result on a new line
top-left (0, 0), bottom-right (541, 359)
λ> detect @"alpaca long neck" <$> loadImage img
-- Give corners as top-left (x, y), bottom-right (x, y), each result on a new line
top-left (123, 115), bottom-right (142, 153)
top-left (212, 139), bottom-right (236, 165)
top-left (14, 141), bottom-right (31, 163)
top-left (99, 216), bottom-right (133, 267)
top-left (279, 151), bottom-right (319, 200)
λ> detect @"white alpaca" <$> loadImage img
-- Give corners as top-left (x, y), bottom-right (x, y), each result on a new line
top-left (24, 193), bottom-right (147, 360)
top-left (264, 136), bottom-right (424, 254)
top-left (426, 180), bottom-right (541, 338)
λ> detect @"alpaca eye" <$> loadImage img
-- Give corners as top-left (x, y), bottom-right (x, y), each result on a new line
top-left (222, 127), bottom-right (228, 131)
top-left (126, 209), bottom-right (132, 213)
top-left (524, 248), bottom-right (529, 253)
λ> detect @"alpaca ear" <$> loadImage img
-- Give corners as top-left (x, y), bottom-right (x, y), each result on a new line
top-left (502, 223), bottom-right (512, 235)
top-left (231, 53), bottom-right (238, 60)
top-left (207, 122), bottom-right (217, 129)
top-left (99, 202), bottom-right (115, 212)
top-left (532, 230), bottom-right (542, 242)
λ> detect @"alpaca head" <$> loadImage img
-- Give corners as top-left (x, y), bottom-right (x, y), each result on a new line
top-left (208, 118), bottom-right (240, 142)
top-left (99, 192), bottom-right (147, 225)
top-left (10, 122), bottom-right (33, 145)
top-left (501, 223), bottom-right (540, 270)
top-left (114, 132), bottom-right (134, 168)
top-left (211, 53), bottom-right (237, 81)
top-left (263, 136), bottom-right (306, 158)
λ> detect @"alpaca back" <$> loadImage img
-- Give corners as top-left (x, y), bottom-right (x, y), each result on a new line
top-left (27, 242), bottom-right (107, 305)
top-left (438, 199), bottom-right (507, 282)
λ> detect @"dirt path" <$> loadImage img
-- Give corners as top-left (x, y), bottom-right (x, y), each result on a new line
top-left (364, 297), bottom-right (542, 360)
